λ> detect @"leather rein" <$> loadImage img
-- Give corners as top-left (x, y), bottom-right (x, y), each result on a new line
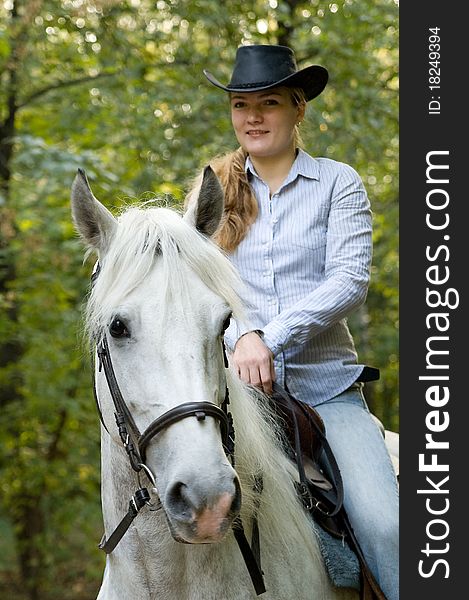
top-left (91, 268), bottom-right (265, 595)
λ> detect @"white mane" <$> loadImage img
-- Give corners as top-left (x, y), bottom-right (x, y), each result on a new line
top-left (226, 371), bottom-right (322, 560)
top-left (85, 204), bottom-right (246, 338)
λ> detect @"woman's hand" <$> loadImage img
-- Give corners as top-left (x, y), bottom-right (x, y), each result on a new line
top-left (231, 332), bottom-right (276, 395)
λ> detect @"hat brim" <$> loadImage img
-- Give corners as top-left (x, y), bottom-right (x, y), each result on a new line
top-left (203, 64), bottom-right (328, 102)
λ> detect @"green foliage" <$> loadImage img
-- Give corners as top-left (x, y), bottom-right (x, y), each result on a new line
top-left (0, 0), bottom-right (398, 596)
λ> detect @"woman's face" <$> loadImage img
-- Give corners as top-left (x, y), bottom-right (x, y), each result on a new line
top-left (230, 87), bottom-right (305, 161)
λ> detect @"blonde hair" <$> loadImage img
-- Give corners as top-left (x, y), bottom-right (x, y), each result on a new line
top-left (210, 147), bottom-right (255, 252)
top-left (187, 87), bottom-right (306, 253)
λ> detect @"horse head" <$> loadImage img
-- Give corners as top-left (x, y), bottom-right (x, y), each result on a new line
top-left (71, 167), bottom-right (244, 545)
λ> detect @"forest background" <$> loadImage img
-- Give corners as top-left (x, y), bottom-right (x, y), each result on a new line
top-left (0, 0), bottom-right (399, 597)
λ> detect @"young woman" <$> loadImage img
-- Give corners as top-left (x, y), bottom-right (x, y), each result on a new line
top-left (192, 44), bottom-right (398, 600)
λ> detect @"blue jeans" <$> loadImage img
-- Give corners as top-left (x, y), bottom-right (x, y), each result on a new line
top-left (314, 386), bottom-right (399, 600)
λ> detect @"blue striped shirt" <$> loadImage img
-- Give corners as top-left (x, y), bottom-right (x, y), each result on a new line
top-left (224, 149), bottom-right (372, 406)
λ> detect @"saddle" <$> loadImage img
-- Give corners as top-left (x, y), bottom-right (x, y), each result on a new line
top-left (270, 377), bottom-right (387, 600)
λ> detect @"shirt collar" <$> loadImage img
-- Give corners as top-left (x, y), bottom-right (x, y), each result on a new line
top-left (245, 148), bottom-right (320, 184)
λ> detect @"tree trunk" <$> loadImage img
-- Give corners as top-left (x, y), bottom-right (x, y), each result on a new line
top-left (0, 0), bottom-right (22, 410)
top-left (0, 81), bottom-right (21, 410)
top-left (1, 3), bottom-right (43, 599)
top-left (276, 0), bottom-right (301, 47)
top-left (15, 498), bottom-right (46, 600)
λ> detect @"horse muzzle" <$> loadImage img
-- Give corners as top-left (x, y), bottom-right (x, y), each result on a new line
top-left (164, 474), bottom-right (242, 544)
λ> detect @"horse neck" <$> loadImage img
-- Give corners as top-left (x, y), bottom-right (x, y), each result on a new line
top-left (97, 372), bottom-right (341, 599)
top-left (98, 416), bottom-right (348, 600)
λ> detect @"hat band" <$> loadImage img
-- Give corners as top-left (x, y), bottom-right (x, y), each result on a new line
top-left (227, 80), bottom-right (278, 89)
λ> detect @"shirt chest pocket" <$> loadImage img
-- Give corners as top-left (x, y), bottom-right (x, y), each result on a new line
top-left (287, 228), bottom-right (327, 252)
top-left (275, 228), bottom-right (327, 280)
top-left (277, 207), bottom-right (328, 252)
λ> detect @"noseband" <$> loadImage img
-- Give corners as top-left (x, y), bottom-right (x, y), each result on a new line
top-left (95, 334), bottom-right (233, 470)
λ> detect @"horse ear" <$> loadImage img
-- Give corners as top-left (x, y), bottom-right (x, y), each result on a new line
top-left (184, 166), bottom-right (224, 237)
top-left (71, 169), bottom-right (117, 252)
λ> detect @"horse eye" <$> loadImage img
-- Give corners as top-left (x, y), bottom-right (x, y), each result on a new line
top-left (109, 318), bottom-right (130, 338)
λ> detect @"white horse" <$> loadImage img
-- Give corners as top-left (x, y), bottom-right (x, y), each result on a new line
top-left (71, 167), bottom-right (361, 600)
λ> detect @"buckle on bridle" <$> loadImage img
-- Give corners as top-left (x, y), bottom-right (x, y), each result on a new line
top-left (313, 498), bottom-right (332, 516)
top-left (295, 481), bottom-right (314, 511)
top-left (131, 488), bottom-right (151, 514)
top-left (295, 481), bottom-right (332, 516)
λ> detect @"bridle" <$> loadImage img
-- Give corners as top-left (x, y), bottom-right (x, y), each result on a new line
top-left (95, 335), bottom-right (233, 471)
top-left (91, 266), bottom-right (265, 595)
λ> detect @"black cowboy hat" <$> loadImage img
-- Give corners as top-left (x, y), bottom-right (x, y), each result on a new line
top-left (204, 45), bottom-right (328, 102)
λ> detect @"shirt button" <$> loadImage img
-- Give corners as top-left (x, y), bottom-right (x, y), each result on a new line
top-left (272, 218), bottom-right (279, 224)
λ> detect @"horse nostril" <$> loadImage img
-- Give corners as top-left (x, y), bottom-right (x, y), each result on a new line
top-left (167, 481), bottom-right (193, 518)
top-left (230, 476), bottom-right (242, 516)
